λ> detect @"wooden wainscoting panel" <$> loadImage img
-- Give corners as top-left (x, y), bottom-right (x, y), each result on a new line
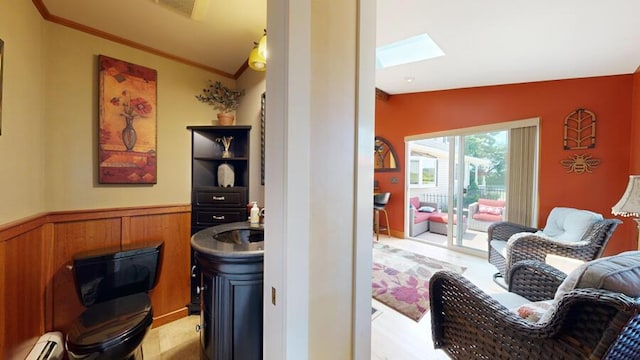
top-left (0, 238), bottom-right (5, 357)
top-left (125, 211), bottom-right (191, 325)
top-left (0, 213), bottom-right (48, 243)
top-left (42, 223), bottom-right (55, 332)
top-left (1, 204), bottom-right (192, 355)
top-left (51, 218), bottom-right (122, 334)
top-left (2, 226), bottom-right (48, 359)
top-left (46, 204), bottom-right (191, 224)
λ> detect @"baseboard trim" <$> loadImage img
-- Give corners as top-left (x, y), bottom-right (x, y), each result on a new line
top-left (153, 307), bottom-right (189, 328)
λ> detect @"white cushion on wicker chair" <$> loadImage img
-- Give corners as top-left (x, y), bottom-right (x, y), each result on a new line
top-left (491, 291), bottom-right (529, 309)
top-left (493, 292), bottom-right (555, 323)
top-left (490, 239), bottom-right (508, 258)
top-left (541, 207), bottom-right (603, 243)
top-left (491, 232), bottom-right (538, 258)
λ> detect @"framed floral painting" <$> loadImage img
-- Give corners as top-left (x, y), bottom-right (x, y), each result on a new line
top-left (98, 55), bottom-right (157, 184)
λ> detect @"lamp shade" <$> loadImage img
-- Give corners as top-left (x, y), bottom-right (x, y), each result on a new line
top-left (248, 46), bottom-right (266, 71)
top-left (258, 34), bottom-right (267, 58)
top-left (612, 175), bottom-right (640, 217)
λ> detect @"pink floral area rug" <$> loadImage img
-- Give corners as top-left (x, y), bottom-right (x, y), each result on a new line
top-left (372, 243), bottom-right (466, 322)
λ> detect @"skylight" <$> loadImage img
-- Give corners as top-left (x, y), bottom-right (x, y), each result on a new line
top-left (376, 33), bottom-right (444, 69)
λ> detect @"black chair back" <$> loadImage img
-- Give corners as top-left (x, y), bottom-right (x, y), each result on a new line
top-left (374, 192), bottom-right (391, 206)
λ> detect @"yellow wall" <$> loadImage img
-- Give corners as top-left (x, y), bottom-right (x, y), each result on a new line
top-left (0, 4), bottom-right (266, 222)
top-left (237, 69), bottom-right (266, 206)
top-left (42, 23), bottom-right (228, 211)
top-left (0, 2), bottom-right (47, 224)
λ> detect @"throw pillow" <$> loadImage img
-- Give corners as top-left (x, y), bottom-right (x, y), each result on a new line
top-left (512, 300), bottom-right (554, 323)
top-left (418, 206), bottom-right (436, 213)
top-left (479, 204), bottom-right (502, 215)
top-left (478, 198), bottom-right (506, 208)
top-left (554, 250), bottom-right (640, 301)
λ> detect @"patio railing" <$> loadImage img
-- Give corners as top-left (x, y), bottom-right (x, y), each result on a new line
top-left (420, 187), bottom-right (506, 211)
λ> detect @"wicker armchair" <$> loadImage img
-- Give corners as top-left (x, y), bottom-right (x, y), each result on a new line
top-left (488, 208), bottom-right (621, 283)
top-left (430, 258), bottom-right (640, 360)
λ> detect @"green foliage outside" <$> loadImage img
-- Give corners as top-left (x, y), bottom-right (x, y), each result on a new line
top-left (463, 132), bottom-right (506, 206)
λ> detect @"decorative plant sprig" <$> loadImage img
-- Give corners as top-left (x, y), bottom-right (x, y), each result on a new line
top-left (216, 136), bottom-right (234, 150)
top-left (195, 81), bottom-right (245, 113)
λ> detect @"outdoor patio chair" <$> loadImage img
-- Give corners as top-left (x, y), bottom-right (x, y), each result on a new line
top-left (430, 251), bottom-right (640, 360)
top-left (488, 207), bottom-right (621, 284)
top-left (467, 198), bottom-right (505, 232)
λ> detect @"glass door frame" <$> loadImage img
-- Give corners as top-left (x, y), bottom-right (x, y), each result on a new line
top-left (404, 118), bottom-right (540, 257)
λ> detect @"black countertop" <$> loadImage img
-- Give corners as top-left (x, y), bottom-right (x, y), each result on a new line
top-left (191, 221), bottom-right (264, 257)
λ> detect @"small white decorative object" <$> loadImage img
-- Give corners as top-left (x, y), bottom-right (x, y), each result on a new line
top-left (218, 163), bottom-right (235, 187)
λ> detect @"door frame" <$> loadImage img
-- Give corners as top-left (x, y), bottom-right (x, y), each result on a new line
top-left (404, 117), bottom-right (540, 256)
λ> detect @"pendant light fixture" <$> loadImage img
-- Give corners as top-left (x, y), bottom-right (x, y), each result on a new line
top-left (248, 30), bottom-right (267, 72)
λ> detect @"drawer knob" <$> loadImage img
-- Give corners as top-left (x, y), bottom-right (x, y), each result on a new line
top-left (212, 215), bottom-right (225, 220)
top-left (212, 196), bottom-right (225, 201)
top-left (197, 284), bottom-right (207, 294)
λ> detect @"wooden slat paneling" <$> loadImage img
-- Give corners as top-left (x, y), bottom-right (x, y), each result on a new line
top-left (126, 212), bottom-right (192, 326)
top-left (1, 238), bottom-right (6, 357)
top-left (1, 204), bottom-right (192, 356)
top-left (0, 213), bottom-right (47, 243)
top-left (51, 218), bottom-right (122, 333)
top-left (2, 227), bottom-right (48, 359)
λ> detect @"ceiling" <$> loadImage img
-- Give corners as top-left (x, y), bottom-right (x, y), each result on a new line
top-left (38, 0), bottom-right (640, 95)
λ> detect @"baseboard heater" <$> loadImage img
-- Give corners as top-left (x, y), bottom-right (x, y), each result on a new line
top-left (25, 332), bottom-right (64, 360)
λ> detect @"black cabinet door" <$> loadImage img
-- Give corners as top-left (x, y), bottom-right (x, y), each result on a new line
top-left (200, 268), bottom-right (263, 360)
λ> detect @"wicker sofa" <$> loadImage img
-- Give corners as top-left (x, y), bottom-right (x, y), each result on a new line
top-left (430, 251), bottom-right (640, 359)
top-left (408, 196), bottom-right (439, 237)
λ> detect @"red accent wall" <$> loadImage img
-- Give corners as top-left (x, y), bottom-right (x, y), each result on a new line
top-left (375, 75), bottom-right (635, 254)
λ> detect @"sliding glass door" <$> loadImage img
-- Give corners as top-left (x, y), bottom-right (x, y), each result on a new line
top-left (406, 120), bottom-right (538, 254)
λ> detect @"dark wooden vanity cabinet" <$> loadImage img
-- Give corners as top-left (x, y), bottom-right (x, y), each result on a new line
top-left (191, 223), bottom-right (265, 360)
top-left (196, 252), bottom-right (263, 360)
top-left (187, 125), bottom-right (251, 313)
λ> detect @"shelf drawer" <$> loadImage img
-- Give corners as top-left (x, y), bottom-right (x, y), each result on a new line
top-left (193, 188), bottom-right (247, 207)
top-left (193, 208), bottom-right (246, 227)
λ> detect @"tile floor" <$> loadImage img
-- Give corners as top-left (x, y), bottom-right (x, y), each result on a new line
top-left (141, 235), bottom-right (506, 359)
top-left (142, 315), bottom-right (200, 359)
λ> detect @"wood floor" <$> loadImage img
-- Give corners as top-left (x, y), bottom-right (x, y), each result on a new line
top-left (371, 236), bottom-right (506, 359)
top-left (142, 236), bottom-right (506, 359)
